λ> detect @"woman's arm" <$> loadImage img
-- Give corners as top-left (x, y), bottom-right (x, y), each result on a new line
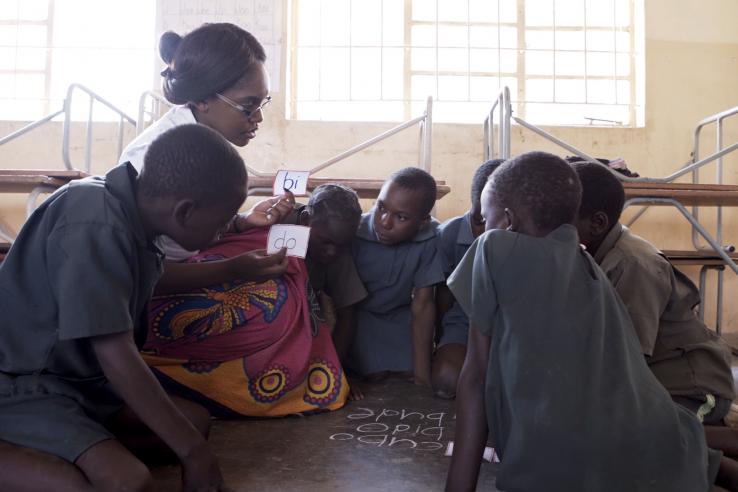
top-left (232, 191), bottom-right (295, 232)
top-left (445, 325), bottom-right (491, 492)
top-left (154, 248), bottom-right (288, 295)
top-left (411, 285), bottom-right (436, 386)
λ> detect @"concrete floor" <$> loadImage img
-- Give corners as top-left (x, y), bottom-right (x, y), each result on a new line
top-left (151, 379), bottom-right (499, 491)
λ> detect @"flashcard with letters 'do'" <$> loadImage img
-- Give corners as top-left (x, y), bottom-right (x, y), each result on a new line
top-left (273, 170), bottom-right (310, 196)
top-left (266, 224), bottom-right (311, 258)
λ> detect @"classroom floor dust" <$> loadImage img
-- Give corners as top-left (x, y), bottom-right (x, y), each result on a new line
top-left (150, 379), bottom-right (499, 491)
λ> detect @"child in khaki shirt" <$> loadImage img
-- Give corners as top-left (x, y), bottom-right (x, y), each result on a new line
top-left (572, 160), bottom-right (738, 490)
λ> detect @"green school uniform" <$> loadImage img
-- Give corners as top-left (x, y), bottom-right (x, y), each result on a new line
top-left (593, 223), bottom-right (735, 422)
top-left (0, 163), bottom-right (163, 462)
top-left (449, 224), bottom-right (715, 492)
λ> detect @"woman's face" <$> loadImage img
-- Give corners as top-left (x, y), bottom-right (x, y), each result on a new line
top-left (193, 62), bottom-right (270, 147)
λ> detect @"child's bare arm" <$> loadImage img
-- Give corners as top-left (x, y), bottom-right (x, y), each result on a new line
top-left (154, 248), bottom-right (289, 295)
top-left (333, 305), bottom-right (356, 364)
top-left (446, 325), bottom-right (490, 492)
top-left (92, 331), bottom-right (227, 492)
top-left (411, 286), bottom-right (436, 387)
top-left (435, 282), bottom-right (455, 334)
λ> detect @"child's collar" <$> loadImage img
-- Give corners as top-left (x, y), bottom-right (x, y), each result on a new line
top-left (457, 211), bottom-right (476, 246)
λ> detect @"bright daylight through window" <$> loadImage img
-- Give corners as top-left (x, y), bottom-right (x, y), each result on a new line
top-left (289, 0), bottom-right (644, 126)
top-left (0, 0), bottom-right (155, 121)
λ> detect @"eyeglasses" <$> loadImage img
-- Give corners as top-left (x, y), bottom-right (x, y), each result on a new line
top-left (215, 92), bottom-right (272, 119)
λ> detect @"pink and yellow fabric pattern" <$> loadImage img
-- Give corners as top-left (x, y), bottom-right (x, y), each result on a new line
top-left (142, 229), bottom-right (348, 417)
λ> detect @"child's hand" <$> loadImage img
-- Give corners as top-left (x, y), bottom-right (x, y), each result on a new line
top-left (228, 248), bottom-right (289, 282)
top-left (237, 191), bottom-right (296, 229)
top-left (348, 380), bottom-right (365, 401)
top-left (181, 442), bottom-right (231, 492)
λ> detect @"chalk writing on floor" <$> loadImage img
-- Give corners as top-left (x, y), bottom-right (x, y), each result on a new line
top-left (329, 407), bottom-right (455, 452)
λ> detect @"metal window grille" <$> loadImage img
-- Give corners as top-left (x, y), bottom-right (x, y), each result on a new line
top-left (289, 0), bottom-right (642, 126)
top-left (0, 0), bottom-right (155, 122)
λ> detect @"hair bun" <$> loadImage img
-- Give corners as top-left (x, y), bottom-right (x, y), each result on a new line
top-left (159, 31), bottom-right (182, 65)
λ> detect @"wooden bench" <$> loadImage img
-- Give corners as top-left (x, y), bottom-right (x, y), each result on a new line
top-left (662, 249), bottom-right (738, 266)
top-left (0, 170), bottom-right (89, 192)
top-left (624, 182), bottom-right (738, 207)
top-left (248, 176), bottom-right (451, 200)
top-left (0, 170), bottom-right (89, 242)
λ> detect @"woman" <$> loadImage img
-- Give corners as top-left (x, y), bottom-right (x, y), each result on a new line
top-left (120, 23), bottom-right (348, 417)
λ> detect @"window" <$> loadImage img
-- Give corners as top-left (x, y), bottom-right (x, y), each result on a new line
top-left (0, 0), bottom-right (155, 121)
top-left (289, 0), bottom-right (644, 126)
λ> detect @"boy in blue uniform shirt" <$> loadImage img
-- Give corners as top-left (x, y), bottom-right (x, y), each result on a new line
top-left (433, 159), bottom-right (503, 399)
top-left (0, 124), bottom-right (244, 492)
top-left (447, 152), bottom-right (716, 492)
top-left (348, 167), bottom-right (445, 386)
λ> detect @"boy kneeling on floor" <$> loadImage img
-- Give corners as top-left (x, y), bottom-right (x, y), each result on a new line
top-left (0, 124), bottom-right (241, 492)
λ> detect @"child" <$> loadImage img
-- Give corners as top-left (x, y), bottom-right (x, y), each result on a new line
top-left (447, 152), bottom-right (716, 491)
top-left (433, 159), bottom-right (503, 399)
top-left (0, 124), bottom-right (240, 491)
top-left (283, 183), bottom-right (367, 322)
top-left (349, 167), bottom-right (445, 386)
top-left (572, 161), bottom-right (738, 490)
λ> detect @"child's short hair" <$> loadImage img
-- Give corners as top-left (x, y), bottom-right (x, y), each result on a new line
top-left (389, 167), bottom-right (437, 216)
top-left (139, 124), bottom-right (247, 207)
top-left (489, 151), bottom-right (582, 232)
top-left (307, 183), bottom-right (362, 225)
top-left (570, 161), bottom-right (625, 227)
top-left (159, 23), bottom-right (266, 105)
top-left (471, 159), bottom-right (505, 210)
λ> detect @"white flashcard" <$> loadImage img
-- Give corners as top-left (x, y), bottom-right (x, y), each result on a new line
top-left (445, 441), bottom-right (499, 463)
top-left (273, 170), bottom-right (310, 196)
top-left (267, 224), bottom-right (311, 258)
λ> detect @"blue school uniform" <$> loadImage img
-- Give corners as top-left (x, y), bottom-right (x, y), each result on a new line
top-left (0, 163), bottom-right (163, 462)
top-left (350, 212), bottom-right (445, 374)
top-left (437, 211), bottom-right (475, 346)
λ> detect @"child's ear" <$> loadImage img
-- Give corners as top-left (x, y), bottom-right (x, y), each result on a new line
top-left (173, 199), bottom-right (196, 227)
top-left (298, 209), bottom-right (311, 226)
top-left (192, 100), bottom-right (210, 114)
top-left (590, 211), bottom-right (611, 237)
top-left (504, 208), bottom-right (517, 231)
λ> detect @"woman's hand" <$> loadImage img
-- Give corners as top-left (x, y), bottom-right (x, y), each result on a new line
top-left (227, 248), bottom-right (289, 282)
top-left (235, 191), bottom-right (296, 231)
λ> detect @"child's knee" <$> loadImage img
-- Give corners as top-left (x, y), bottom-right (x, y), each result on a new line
top-left (82, 452), bottom-right (152, 492)
top-left (115, 462), bottom-right (153, 492)
top-left (432, 351), bottom-right (463, 399)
